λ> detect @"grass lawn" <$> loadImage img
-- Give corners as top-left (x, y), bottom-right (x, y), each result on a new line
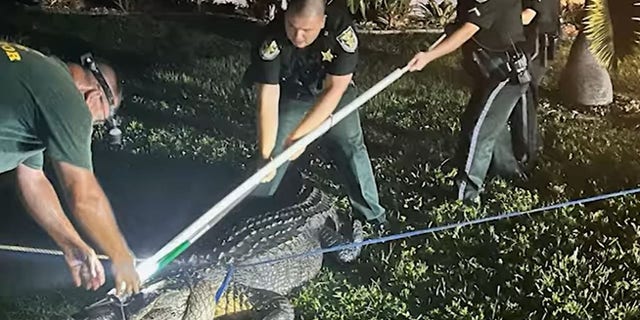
top-left (2, 8), bottom-right (640, 320)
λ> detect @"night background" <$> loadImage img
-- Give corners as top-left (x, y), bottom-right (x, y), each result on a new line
top-left (1, 0), bottom-right (640, 319)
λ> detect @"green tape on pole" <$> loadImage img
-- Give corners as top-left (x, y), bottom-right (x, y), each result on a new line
top-left (157, 240), bottom-right (191, 270)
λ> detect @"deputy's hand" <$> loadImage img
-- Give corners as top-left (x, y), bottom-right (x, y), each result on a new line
top-left (284, 136), bottom-right (305, 161)
top-left (407, 51), bottom-right (434, 72)
top-left (111, 253), bottom-right (141, 296)
top-left (63, 244), bottom-right (105, 291)
top-left (259, 157), bottom-right (277, 183)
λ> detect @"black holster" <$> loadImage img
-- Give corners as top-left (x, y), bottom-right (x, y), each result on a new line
top-left (470, 47), bottom-right (531, 85)
top-left (540, 32), bottom-right (558, 67)
top-left (528, 28), bottom-right (558, 68)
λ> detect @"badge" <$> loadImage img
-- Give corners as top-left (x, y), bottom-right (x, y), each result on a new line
top-left (259, 39), bottom-right (280, 61)
top-left (336, 26), bottom-right (358, 53)
top-left (321, 49), bottom-right (334, 62)
top-left (468, 7), bottom-right (481, 16)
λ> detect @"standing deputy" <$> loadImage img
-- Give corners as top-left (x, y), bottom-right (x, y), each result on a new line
top-left (407, 0), bottom-right (531, 205)
top-left (0, 41), bottom-right (140, 295)
top-left (502, 0), bottom-right (561, 175)
top-left (521, 0), bottom-right (560, 88)
top-left (244, 0), bottom-right (387, 229)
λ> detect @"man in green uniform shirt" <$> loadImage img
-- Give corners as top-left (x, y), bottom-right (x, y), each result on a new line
top-left (0, 41), bottom-right (140, 296)
top-left (407, 0), bottom-right (531, 205)
top-left (244, 0), bottom-right (387, 229)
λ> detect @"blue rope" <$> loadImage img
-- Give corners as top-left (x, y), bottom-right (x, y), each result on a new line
top-left (215, 265), bottom-right (235, 302)
top-left (213, 186), bottom-right (640, 302)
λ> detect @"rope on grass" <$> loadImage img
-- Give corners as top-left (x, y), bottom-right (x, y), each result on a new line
top-left (3, 186), bottom-right (640, 308)
top-left (214, 186), bottom-right (640, 302)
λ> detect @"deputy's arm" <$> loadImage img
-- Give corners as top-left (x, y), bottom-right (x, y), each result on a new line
top-left (286, 73), bottom-right (352, 141)
top-left (408, 22), bottom-right (479, 71)
top-left (15, 163), bottom-right (105, 290)
top-left (16, 164), bottom-right (93, 257)
top-left (257, 83), bottom-right (280, 159)
top-left (52, 161), bottom-right (134, 264)
top-left (522, 8), bottom-right (537, 25)
top-left (430, 22), bottom-right (479, 59)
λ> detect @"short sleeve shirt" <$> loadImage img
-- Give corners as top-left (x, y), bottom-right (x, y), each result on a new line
top-left (245, 3), bottom-right (359, 99)
top-left (0, 41), bottom-right (94, 174)
top-left (523, 0), bottom-right (560, 34)
top-left (456, 0), bottom-right (526, 52)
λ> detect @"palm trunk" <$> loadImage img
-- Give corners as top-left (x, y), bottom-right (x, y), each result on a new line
top-left (559, 0), bottom-right (613, 106)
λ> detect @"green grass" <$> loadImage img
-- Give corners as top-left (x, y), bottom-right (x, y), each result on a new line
top-left (2, 10), bottom-right (640, 320)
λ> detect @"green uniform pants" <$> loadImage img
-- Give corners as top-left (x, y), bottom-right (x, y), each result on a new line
top-left (493, 40), bottom-right (550, 177)
top-left (252, 86), bottom-right (387, 224)
top-left (455, 72), bottom-right (529, 203)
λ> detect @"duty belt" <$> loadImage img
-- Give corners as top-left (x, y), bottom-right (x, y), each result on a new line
top-left (470, 47), bottom-right (531, 85)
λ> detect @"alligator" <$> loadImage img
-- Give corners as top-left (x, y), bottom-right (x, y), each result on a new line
top-left (72, 181), bottom-right (364, 320)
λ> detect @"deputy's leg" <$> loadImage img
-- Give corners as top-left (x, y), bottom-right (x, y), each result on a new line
top-left (456, 78), bottom-right (528, 204)
top-left (325, 87), bottom-right (386, 224)
top-left (490, 124), bottom-right (522, 178)
top-left (508, 54), bottom-right (546, 170)
top-left (491, 85), bottom-right (531, 177)
top-left (252, 98), bottom-right (313, 198)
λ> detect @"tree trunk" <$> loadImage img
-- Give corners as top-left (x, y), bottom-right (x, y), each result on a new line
top-left (558, 0), bottom-right (614, 106)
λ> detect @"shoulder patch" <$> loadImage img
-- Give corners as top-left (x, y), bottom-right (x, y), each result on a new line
top-left (336, 26), bottom-right (358, 54)
top-left (259, 40), bottom-right (280, 61)
top-left (475, 0), bottom-right (488, 3)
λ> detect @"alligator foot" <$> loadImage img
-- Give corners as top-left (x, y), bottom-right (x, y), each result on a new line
top-left (320, 219), bottom-right (364, 263)
top-left (214, 286), bottom-right (293, 320)
top-left (251, 288), bottom-right (294, 320)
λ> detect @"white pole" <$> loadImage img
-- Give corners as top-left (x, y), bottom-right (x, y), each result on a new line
top-left (112, 33), bottom-right (447, 296)
top-left (126, 66), bottom-right (410, 291)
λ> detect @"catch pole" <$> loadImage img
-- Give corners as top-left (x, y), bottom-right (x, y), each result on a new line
top-left (131, 66), bottom-right (409, 286)
top-left (110, 33), bottom-right (447, 296)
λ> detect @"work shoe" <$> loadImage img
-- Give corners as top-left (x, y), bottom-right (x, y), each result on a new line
top-left (360, 216), bottom-right (389, 239)
top-left (461, 195), bottom-right (482, 211)
top-left (337, 204), bottom-right (388, 239)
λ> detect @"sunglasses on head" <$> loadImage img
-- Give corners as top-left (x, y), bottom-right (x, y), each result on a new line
top-left (80, 52), bottom-right (122, 146)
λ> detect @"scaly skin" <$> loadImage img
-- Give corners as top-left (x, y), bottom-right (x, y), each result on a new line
top-left (74, 185), bottom-right (363, 320)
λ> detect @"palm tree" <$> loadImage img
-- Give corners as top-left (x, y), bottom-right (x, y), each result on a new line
top-left (559, 0), bottom-right (640, 106)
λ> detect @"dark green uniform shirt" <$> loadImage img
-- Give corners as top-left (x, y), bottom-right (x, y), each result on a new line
top-left (524, 0), bottom-right (560, 34)
top-left (0, 41), bottom-right (93, 174)
top-left (246, 3), bottom-right (358, 100)
top-left (456, 0), bottom-right (526, 52)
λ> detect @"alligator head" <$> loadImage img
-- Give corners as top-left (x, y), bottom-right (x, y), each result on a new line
top-left (72, 183), bottom-right (363, 320)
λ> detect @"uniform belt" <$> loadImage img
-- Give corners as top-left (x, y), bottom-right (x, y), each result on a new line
top-left (281, 80), bottom-right (357, 102)
top-left (470, 48), bottom-right (531, 84)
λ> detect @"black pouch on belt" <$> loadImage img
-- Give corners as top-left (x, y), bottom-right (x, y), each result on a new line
top-left (471, 48), bottom-right (510, 80)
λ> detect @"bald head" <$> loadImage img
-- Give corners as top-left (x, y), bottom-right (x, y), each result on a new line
top-left (284, 0), bottom-right (327, 48)
top-left (286, 0), bottom-right (326, 18)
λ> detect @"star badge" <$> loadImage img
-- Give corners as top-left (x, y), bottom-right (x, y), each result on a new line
top-left (259, 40), bottom-right (280, 61)
top-left (321, 49), bottom-right (334, 62)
